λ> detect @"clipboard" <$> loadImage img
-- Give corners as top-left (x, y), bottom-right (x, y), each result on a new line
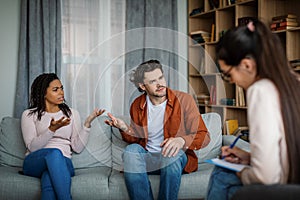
top-left (205, 158), bottom-right (250, 172)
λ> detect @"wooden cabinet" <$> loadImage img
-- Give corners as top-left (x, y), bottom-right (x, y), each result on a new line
top-left (188, 0), bottom-right (300, 134)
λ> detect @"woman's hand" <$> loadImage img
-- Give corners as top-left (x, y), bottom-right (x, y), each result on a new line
top-left (104, 113), bottom-right (128, 132)
top-left (221, 146), bottom-right (250, 165)
top-left (84, 108), bottom-right (106, 128)
top-left (49, 116), bottom-right (71, 132)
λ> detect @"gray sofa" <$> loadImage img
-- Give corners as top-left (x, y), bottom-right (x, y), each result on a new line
top-left (0, 112), bottom-right (249, 200)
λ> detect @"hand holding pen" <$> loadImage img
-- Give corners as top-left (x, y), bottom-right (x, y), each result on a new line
top-left (220, 135), bottom-right (250, 165)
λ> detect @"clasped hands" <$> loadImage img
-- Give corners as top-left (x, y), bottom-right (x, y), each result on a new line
top-left (105, 112), bottom-right (185, 157)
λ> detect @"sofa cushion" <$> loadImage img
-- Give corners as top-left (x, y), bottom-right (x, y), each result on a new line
top-left (195, 112), bottom-right (222, 163)
top-left (0, 117), bottom-right (25, 167)
top-left (72, 166), bottom-right (111, 199)
top-left (71, 115), bottom-right (112, 169)
top-left (111, 112), bottom-right (222, 171)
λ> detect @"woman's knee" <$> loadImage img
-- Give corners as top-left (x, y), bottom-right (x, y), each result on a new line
top-left (45, 148), bottom-right (64, 160)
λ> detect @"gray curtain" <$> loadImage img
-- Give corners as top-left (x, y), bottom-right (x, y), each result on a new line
top-left (14, 0), bottom-right (62, 118)
top-left (124, 0), bottom-right (178, 114)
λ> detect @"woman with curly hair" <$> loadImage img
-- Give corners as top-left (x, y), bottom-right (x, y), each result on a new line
top-left (21, 73), bottom-right (105, 200)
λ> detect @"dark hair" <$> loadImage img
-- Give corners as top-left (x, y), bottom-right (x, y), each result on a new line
top-left (28, 73), bottom-right (71, 120)
top-left (130, 59), bottom-right (164, 92)
top-left (217, 19), bottom-right (300, 183)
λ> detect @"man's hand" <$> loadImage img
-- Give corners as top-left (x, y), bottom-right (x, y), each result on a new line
top-left (105, 113), bottom-right (128, 132)
top-left (161, 137), bottom-right (185, 157)
top-left (49, 116), bottom-right (71, 132)
top-left (84, 108), bottom-right (106, 128)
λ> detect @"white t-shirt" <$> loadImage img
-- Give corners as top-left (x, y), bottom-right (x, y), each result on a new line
top-left (241, 79), bottom-right (289, 184)
top-left (146, 96), bottom-right (167, 153)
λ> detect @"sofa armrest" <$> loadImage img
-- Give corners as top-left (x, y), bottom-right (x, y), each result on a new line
top-left (222, 135), bottom-right (250, 152)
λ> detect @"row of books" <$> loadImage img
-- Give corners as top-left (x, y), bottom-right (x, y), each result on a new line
top-left (270, 14), bottom-right (298, 31)
top-left (235, 85), bottom-right (246, 107)
top-left (225, 119), bottom-right (249, 141)
top-left (195, 86), bottom-right (245, 107)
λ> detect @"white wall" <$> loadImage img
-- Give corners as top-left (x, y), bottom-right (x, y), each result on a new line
top-left (0, 0), bottom-right (20, 120)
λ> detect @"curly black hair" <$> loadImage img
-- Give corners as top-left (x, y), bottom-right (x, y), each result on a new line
top-left (28, 73), bottom-right (71, 120)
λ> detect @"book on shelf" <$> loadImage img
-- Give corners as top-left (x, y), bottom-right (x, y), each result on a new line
top-left (271, 14), bottom-right (298, 31)
top-left (220, 98), bottom-right (236, 106)
top-left (290, 59), bottom-right (300, 72)
top-left (272, 14), bottom-right (297, 21)
top-left (272, 17), bottom-right (297, 23)
top-left (190, 30), bottom-right (211, 44)
top-left (226, 119), bottom-right (239, 135)
top-left (209, 85), bottom-right (216, 105)
top-left (271, 21), bottom-right (298, 29)
top-left (210, 24), bottom-right (215, 42)
top-left (235, 85), bottom-right (246, 107)
top-left (195, 94), bottom-right (210, 105)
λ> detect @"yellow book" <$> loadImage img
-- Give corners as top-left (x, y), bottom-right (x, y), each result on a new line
top-left (226, 119), bottom-right (239, 135)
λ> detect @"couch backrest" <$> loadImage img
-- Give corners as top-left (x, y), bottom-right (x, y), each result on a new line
top-left (0, 117), bottom-right (25, 167)
top-left (111, 112), bottom-right (222, 171)
top-left (71, 115), bottom-right (112, 169)
top-left (0, 116), bottom-right (112, 169)
top-left (0, 113), bottom-right (222, 170)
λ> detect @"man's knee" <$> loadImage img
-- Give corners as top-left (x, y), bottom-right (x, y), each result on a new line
top-left (124, 143), bottom-right (144, 154)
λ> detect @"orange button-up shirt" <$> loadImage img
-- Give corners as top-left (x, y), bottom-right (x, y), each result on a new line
top-left (120, 88), bottom-right (210, 173)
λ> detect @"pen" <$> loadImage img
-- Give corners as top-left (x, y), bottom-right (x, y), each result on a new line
top-left (229, 134), bottom-right (242, 149)
top-left (221, 134), bottom-right (242, 159)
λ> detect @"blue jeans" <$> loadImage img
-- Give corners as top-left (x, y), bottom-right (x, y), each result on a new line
top-left (206, 166), bottom-right (243, 200)
top-left (23, 148), bottom-right (75, 200)
top-left (122, 143), bottom-right (187, 200)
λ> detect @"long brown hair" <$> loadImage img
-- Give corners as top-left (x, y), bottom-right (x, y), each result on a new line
top-left (217, 19), bottom-right (300, 183)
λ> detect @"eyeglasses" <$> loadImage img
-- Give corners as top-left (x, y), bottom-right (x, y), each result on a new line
top-left (220, 66), bottom-right (233, 82)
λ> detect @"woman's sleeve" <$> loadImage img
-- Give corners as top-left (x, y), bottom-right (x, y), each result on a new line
top-left (70, 109), bottom-right (90, 153)
top-left (21, 110), bottom-right (53, 153)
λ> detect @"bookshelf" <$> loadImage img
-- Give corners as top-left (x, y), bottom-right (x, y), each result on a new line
top-left (187, 0), bottom-right (300, 134)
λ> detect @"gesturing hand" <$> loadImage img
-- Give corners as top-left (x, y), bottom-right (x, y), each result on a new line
top-left (104, 113), bottom-right (128, 132)
top-left (161, 137), bottom-right (185, 157)
top-left (49, 116), bottom-right (71, 132)
top-left (84, 108), bottom-right (106, 128)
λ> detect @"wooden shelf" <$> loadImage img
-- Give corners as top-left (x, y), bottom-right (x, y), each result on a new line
top-left (188, 0), bottom-right (300, 134)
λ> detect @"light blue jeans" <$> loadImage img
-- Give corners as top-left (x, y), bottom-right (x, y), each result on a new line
top-left (206, 166), bottom-right (243, 200)
top-left (23, 148), bottom-right (75, 200)
top-left (122, 143), bottom-right (187, 200)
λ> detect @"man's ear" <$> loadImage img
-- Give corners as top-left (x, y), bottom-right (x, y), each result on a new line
top-left (138, 83), bottom-right (145, 91)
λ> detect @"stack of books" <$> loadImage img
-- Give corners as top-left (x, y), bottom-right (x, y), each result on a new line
top-left (195, 94), bottom-right (210, 105)
top-left (290, 59), bottom-right (300, 72)
top-left (190, 30), bottom-right (211, 44)
top-left (270, 14), bottom-right (298, 31)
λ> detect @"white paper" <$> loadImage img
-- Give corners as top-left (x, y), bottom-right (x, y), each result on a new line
top-left (205, 158), bottom-right (250, 172)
